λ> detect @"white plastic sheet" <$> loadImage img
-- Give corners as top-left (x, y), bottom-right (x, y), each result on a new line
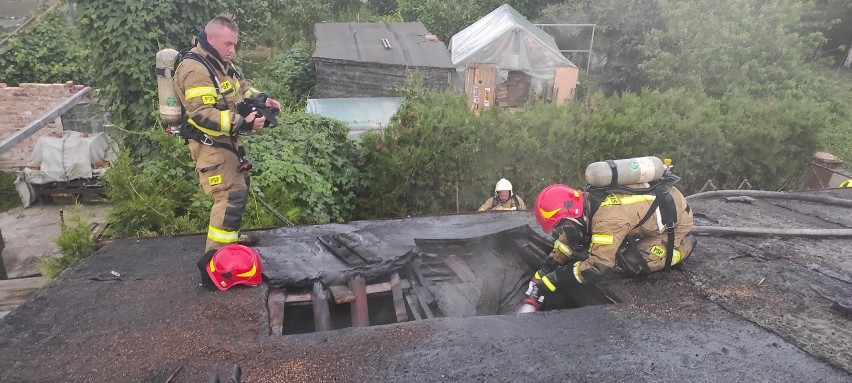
top-left (449, 4), bottom-right (576, 93)
top-left (15, 131), bottom-right (118, 207)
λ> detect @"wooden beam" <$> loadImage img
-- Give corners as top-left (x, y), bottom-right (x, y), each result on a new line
top-left (444, 255), bottom-right (477, 283)
top-left (404, 293), bottom-right (422, 321)
top-left (407, 262), bottom-right (435, 304)
top-left (311, 282), bottom-right (331, 332)
top-left (328, 279), bottom-right (411, 304)
top-left (0, 87), bottom-right (91, 156)
top-left (267, 288), bottom-right (287, 336)
top-left (349, 276), bottom-right (369, 327)
top-left (390, 273), bottom-right (408, 323)
top-left (329, 285), bottom-right (356, 304)
top-left (284, 291), bottom-right (312, 303)
top-left (405, 275), bottom-right (435, 319)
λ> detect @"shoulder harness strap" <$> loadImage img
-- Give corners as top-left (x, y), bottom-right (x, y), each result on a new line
top-left (586, 172), bottom-right (682, 271)
top-left (177, 49), bottom-right (222, 95)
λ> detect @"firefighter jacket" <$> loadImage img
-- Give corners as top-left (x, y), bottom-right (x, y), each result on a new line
top-left (478, 195), bottom-right (526, 211)
top-left (174, 44), bottom-right (263, 254)
top-left (547, 185), bottom-right (694, 284)
top-left (174, 45), bottom-right (262, 143)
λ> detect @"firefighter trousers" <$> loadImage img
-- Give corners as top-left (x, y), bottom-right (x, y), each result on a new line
top-left (188, 140), bottom-right (249, 253)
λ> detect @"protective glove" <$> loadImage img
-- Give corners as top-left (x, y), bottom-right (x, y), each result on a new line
top-left (542, 255), bottom-right (560, 271)
top-left (534, 268), bottom-right (560, 293)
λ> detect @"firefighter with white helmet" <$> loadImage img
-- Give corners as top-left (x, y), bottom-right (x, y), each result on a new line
top-left (478, 178), bottom-right (526, 211)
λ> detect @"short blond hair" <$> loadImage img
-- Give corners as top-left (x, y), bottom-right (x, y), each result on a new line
top-left (206, 14), bottom-right (239, 35)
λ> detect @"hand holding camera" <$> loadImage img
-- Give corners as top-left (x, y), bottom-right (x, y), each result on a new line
top-left (236, 93), bottom-right (280, 130)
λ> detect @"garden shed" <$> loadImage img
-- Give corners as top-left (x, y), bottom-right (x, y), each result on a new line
top-left (313, 22), bottom-right (455, 98)
top-left (450, 4), bottom-right (578, 107)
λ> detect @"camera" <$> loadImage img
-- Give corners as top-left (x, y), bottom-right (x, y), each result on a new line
top-left (236, 93), bottom-right (280, 129)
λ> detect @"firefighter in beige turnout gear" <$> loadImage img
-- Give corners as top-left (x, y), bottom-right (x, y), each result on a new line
top-left (173, 15), bottom-right (280, 289)
top-left (531, 181), bottom-right (695, 296)
top-left (478, 178), bottom-right (527, 211)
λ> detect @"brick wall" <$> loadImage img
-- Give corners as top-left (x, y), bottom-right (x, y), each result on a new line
top-left (0, 82), bottom-right (85, 171)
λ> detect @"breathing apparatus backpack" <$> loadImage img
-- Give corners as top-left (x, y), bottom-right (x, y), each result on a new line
top-left (583, 156), bottom-right (683, 272)
top-left (154, 47), bottom-right (279, 135)
top-left (154, 48), bottom-right (184, 129)
top-left (154, 47), bottom-right (258, 172)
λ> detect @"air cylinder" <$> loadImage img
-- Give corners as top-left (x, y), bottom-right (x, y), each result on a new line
top-left (585, 156), bottom-right (666, 188)
top-left (155, 48), bottom-right (183, 127)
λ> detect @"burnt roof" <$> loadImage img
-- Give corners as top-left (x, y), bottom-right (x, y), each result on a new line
top-left (313, 22), bottom-right (454, 68)
top-left (1, 190), bottom-right (850, 381)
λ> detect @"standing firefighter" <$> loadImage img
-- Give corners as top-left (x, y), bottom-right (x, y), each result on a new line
top-left (478, 178), bottom-right (527, 211)
top-left (173, 14), bottom-right (280, 289)
top-left (521, 157), bottom-right (696, 311)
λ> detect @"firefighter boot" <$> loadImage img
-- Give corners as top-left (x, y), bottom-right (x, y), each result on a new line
top-left (238, 232), bottom-right (260, 246)
top-left (197, 249), bottom-right (218, 290)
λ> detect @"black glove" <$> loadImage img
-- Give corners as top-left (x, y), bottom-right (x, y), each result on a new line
top-left (536, 265), bottom-right (586, 293)
top-left (543, 255), bottom-right (560, 272)
top-left (236, 93), bottom-right (279, 129)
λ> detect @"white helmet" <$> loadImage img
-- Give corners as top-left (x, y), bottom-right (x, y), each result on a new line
top-left (495, 178), bottom-right (513, 195)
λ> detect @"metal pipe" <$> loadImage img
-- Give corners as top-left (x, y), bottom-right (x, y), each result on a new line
top-left (691, 226), bottom-right (852, 238)
top-left (687, 190), bottom-right (852, 207)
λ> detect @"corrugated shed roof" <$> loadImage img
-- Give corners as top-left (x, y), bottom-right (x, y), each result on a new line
top-left (313, 22), bottom-right (454, 69)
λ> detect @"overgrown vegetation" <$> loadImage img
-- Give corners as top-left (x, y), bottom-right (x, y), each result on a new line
top-left (0, 8), bottom-right (89, 85)
top-left (249, 41), bottom-right (317, 109)
top-left (0, 172), bottom-right (21, 213)
top-left (38, 205), bottom-right (94, 280)
top-left (100, 113), bottom-right (360, 237)
top-left (2, 0), bottom-right (849, 235)
top-left (357, 85), bottom-right (829, 218)
top-left (359, 80), bottom-right (479, 218)
top-left (76, 0), bottom-right (226, 131)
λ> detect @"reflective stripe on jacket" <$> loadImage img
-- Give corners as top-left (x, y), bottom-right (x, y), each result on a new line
top-left (174, 46), bottom-right (253, 138)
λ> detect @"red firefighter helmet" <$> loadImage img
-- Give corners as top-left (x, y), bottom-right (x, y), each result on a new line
top-left (207, 244), bottom-right (263, 291)
top-left (534, 184), bottom-right (586, 233)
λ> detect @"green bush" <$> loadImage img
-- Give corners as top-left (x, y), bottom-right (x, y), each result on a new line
top-left (359, 85), bottom-right (479, 218)
top-left (101, 129), bottom-right (204, 238)
top-left (248, 41), bottom-right (316, 109)
top-left (357, 86), bottom-right (826, 217)
top-left (0, 9), bottom-right (89, 85)
top-left (39, 205), bottom-right (94, 280)
top-left (245, 111), bottom-right (362, 225)
top-left (0, 172), bottom-right (21, 213)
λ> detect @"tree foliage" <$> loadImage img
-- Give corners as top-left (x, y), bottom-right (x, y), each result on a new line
top-left (800, 0), bottom-right (852, 65)
top-left (248, 41), bottom-right (316, 109)
top-left (76, 0), bottom-right (226, 129)
top-left (234, 0), bottom-right (331, 53)
top-left (539, 0), bottom-right (665, 95)
top-left (244, 112), bottom-right (362, 225)
top-left (397, 0), bottom-right (543, 42)
top-left (359, 81), bottom-right (479, 218)
top-left (640, 0), bottom-right (828, 98)
top-left (0, 9), bottom-right (89, 86)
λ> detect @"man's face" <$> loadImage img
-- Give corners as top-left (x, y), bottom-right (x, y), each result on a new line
top-left (207, 26), bottom-right (238, 63)
top-left (497, 190), bottom-right (511, 203)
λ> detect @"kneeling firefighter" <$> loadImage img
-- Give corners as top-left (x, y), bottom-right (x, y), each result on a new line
top-left (520, 157), bottom-right (696, 312)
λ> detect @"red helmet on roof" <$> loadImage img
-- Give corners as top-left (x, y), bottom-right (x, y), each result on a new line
top-left (534, 184), bottom-right (586, 233)
top-left (207, 244), bottom-right (263, 291)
